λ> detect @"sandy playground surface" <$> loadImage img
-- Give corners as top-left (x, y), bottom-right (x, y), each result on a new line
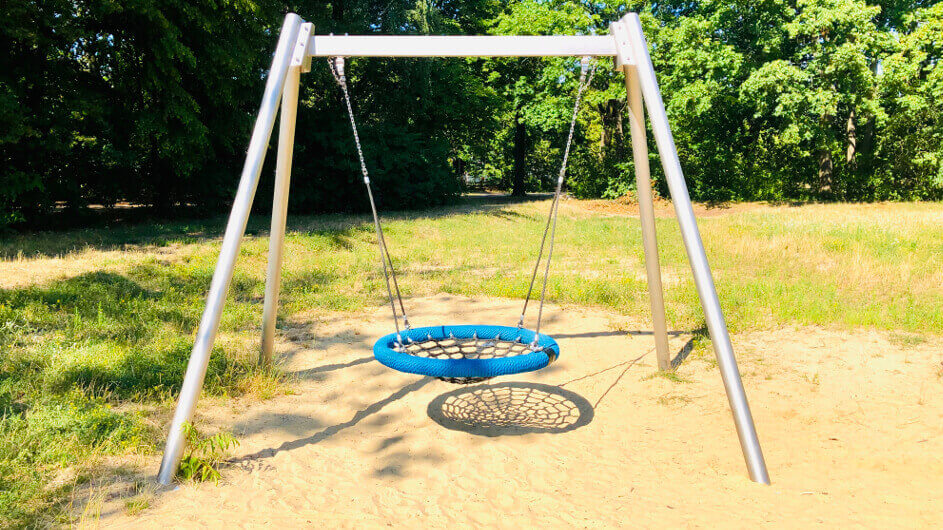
top-left (93, 294), bottom-right (942, 528)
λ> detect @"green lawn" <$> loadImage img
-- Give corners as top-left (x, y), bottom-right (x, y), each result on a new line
top-left (1, 197), bottom-right (941, 526)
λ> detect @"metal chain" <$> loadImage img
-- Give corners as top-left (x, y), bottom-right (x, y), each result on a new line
top-left (520, 57), bottom-right (597, 347)
top-left (328, 55), bottom-right (594, 346)
top-left (328, 57), bottom-right (410, 341)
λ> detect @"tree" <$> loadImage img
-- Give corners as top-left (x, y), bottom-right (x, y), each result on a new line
top-left (646, 8), bottom-right (754, 200)
top-left (483, 0), bottom-right (599, 196)
top-left (280, 0), bottom-right (501, 212)
top-left (4, 0), bottom-right (943, 228)
top-left (875, 3), bottom-right (943, 199)
top-left (0, 0), bottom-right (281, 226)
top-left (649, 0), bottom-right (893, 200)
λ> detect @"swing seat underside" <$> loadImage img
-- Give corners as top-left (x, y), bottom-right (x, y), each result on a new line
top-left (374, 325), bottom-right (560, 384)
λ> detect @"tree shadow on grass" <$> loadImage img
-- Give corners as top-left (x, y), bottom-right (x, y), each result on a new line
top-left (0, 271), bottom-right (156, 311)
top-left (46, 340), bottom-right (238, 400)
top-left (1, 193), bottom-right (550, 260)
top-left (0, 270), bottom-right (248, 400)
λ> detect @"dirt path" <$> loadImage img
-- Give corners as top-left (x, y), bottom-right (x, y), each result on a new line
top-left (94, 295), bottom-right (942, 528)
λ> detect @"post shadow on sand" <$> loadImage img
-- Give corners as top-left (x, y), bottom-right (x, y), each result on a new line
top-left (427, 382), bottom-right (594, 436)
top-left (230, 376), bottom-right (435, 464)
top-left (551, 330), bottom-right (688, 340)
top-left (551, 328), bottom-right (698, 370)
top-left (290, 355), bottom-right (375, 380)
top-left (672, 337), bottom-right (695, 369)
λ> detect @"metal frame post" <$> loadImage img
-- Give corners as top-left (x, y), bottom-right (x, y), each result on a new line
top-left (614, 22), bottom-right (671, 371)
top-left (261, 23), bottom-right (312, 364)
top-left (618, 13), bottom-right (770, 484)
top-left (157, 13), bottom-right (303, 486)
top-left (259, 66), bottom-right (299, 364)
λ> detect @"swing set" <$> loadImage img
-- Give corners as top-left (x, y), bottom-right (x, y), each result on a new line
top-left (156, 12), bottom-right (771, 486)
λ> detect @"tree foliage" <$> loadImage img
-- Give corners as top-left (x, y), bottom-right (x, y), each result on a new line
top-left (1, 1), bottom-right (281, 225)
top-left (2, 0), bottom-right (942, 228)
top-left (875, 3), bottom-right (943, 197)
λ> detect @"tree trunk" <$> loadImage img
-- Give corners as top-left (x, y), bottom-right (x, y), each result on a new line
top-left (597, 99), bottom-right (626, 156)
top-left (512, 109), bottom-right (527, 196)
top-left (818, 150), bottom-right (833, 195)
top-left (452, 156), bottom-right (466, 177)
top-left (845, 107), bottom-right (856, 165)
top-left (818, 98), bottom-right (835, 197)
top-left (598, 99), bottom-right (627, 191)
top-left (154, 160), bottom-right (175, 213)
top-left (614, 103), bottom-right (624, 144)
top-left (599, 104), bottom-right (611, 154)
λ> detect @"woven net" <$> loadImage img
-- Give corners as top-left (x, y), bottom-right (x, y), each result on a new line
top-left (394, 335), bottom-right (541, 384)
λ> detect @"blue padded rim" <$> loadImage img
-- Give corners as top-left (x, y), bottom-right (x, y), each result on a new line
top-left (374, 325), bottom-right (560, 379)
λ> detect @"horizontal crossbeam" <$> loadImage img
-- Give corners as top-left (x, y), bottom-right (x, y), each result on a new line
top-left (307, 35), bottom-right (621, 58)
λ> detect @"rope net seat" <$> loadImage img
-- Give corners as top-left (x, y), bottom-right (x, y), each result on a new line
top-left (374, 325), bottom-right (560, 384)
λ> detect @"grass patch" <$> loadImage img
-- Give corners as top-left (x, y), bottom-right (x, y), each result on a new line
top-left (802, 372), bottom-right (822, 389)
top-left (644, 370), bottom-right (691, 384)
top-left (123, 493), bottom-right (151, 516)
top-left (1, 197), bottom-right (940, 524)
top-left (887, 331), bottom-right (928, 349)
top-left (0, 252), bottom-right (281, 526)
top-left (656, 394), bottom-right (692, 407)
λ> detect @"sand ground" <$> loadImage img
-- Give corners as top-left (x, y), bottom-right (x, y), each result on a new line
top-left (91, 294), bottom-right (942, 528)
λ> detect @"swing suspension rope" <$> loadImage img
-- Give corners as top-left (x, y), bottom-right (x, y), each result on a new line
top-left (329, 58), bottom-right (411, 343)
top-left (329, 56), bottom-right (596, 382)
top-left (519, 59), bottom-right (597, 346)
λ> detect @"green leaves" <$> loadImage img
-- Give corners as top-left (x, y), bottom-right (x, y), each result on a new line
top-left (2, 0), bottom-right (942, 228)
top-left (632, 0), bottom-right (941, 201)
top-left (874, 3), bottom-right (943, 197)
top-left (176, 423), bottom-right (239, 483)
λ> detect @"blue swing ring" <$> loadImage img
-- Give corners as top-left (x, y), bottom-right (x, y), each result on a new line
top-left (374, 325), bottom-right (560, 384)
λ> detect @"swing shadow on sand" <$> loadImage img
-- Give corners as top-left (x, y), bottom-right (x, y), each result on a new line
top-left (427, 382), bottom-right (594, 436)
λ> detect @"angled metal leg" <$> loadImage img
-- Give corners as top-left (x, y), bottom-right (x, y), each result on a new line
top-left (620, 13), bottom-right (770, 484)
top-left (624, 65), bottom-right (671, 371)
top-left (260, 65), bottom-right (301, 365)
top-left (157, 13), bottom-right (303, 485)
